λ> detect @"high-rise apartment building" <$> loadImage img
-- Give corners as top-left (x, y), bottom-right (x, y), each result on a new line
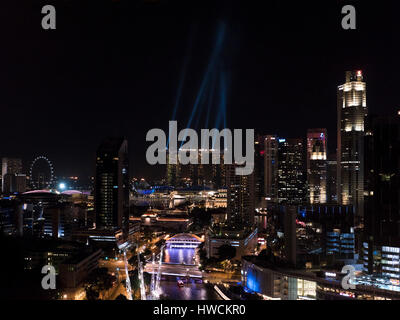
top-left (307, 129), bottom-right (327, 204)
top-left (337, 70), bottom-right (367, 221)
top-left (94, 138), bottom-right (130, 239)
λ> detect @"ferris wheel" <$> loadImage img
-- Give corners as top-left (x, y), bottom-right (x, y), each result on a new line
top-left (29, 156), bottom-right (55, 189)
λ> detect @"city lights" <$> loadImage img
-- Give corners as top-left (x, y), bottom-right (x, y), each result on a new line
top-left (1, 1), bottom-right (400, 309)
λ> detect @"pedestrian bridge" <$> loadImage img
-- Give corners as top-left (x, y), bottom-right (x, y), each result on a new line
top-left (165, 233), bottom-right (203, 248)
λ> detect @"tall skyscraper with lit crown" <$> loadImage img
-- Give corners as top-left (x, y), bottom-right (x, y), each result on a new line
top-left (337, 70), bottom-right (367, 221)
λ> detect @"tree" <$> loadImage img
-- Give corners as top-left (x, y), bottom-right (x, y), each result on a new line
top-left (143, 248), bottom-right (152, 257)
top-left (220, 259), bottom-right (232, 272)
top-left (217, 244), bottom-right (236, 261)
top-left (128, 253), bottom-right (146, 268)
top-left (188, 207), bottom-right (212, 229)
top-left (85, 286), bottom-right (100, 300)
top-left (129, 270), bottom-right (152, 299)
top-left (83, 267), bottom-right (116, 300)
top-left (129, 272), bottom-right (141, 299)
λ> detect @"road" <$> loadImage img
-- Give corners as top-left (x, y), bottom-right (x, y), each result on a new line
top-left (96, 236), bottom-right (235, 300)
top-left (144, 262), bottom-right (203, 278)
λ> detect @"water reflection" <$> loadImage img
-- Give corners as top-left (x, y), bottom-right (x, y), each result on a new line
top-left (160, 280), bottom-right (220, 300)
top-left (163, 247), bottom-right (196, 265)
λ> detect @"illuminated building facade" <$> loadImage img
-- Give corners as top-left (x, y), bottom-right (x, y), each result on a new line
top-left (94, 137), bottom-right (130, 240)
top-left (264, 135), bottom-right (278, 203)
top-left (277, 138), bottom-right (306, 205)
top-left (241, 256), bottom-right (317, 300)
top-left (307, 129), bottom-right (327, 204)
top-left (337, 70), bottom-right (367, 220)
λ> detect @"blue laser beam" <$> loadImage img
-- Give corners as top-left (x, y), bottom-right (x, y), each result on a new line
top-left (204, 70), bottom-right (217, 129)
top-left (180, 22), bottom-right (226, 147)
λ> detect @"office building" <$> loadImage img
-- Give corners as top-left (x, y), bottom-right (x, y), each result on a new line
top-left (277, 138), bottom-right (307, 205)
top-left (59, 248), bottom-right (102, 289)
top-left (337, 70), bottom-right (367, 221)
top-left (188, 151), bottom-right (205, 187)
top-left (306, 129), bottom-right (327, 204)
top-left (363, 114), bottom-right (400, 277)
top-left (2, 158), bottom-right (23, 193)
top-left (3, 173), bottom-right (27, 194)
top-left (166, 151), bottom-right (181, 187)
top-left (326, 154), bottom-right (338, 203)
top-left (226, 162), bottom-right (255, 226)
top-left (254, 134), bottom-right (265, 207)
top-left (264, 135), bottom-right (279, 203)
top-left (205, 227), bottom-right (258, 260)
top-left (211, 156), bottom-right (226, 189)
top-left (94, 137), bottom-right (130, 240)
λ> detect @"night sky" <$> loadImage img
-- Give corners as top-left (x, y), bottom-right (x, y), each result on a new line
top-left (1, 0), bottom-right (400, 180)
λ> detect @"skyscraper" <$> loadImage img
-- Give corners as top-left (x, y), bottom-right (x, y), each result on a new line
top-left (166, 151), bottom-right (181, 187)
top-left (226, 163), bottom-right (255, 226)
top-left (3, 173), bottom-right (27, 194)
top-left (2, 158), bottom-right (23, 193)
top-left (277, 138), bottom-right (306, 205)
top-left (254, 134), bottom-right (266, 207)
top-left (363, 114), bottom-right (400, 276)
top-left (264, 135), bottom-right (278, 203)
top-left (94, 138), bottom-right (129, 239)
top-left (211, 152), bottom-right (226, 189)
top-left (306, 129), bottom-right (327, 204)
top-left (188, 150), bottom-right (205, 187)
top-left (326, 153), bottom-right (338, 203)
top-left (337, 70), bottom-right (367, 221)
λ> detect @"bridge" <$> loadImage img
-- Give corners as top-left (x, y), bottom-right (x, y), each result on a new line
top-left (143, 233), bottom-right (204, 278)
top-left (144, 263), bottom-right (203, 279)
top-left (165, 233), bottom-right (203, 249)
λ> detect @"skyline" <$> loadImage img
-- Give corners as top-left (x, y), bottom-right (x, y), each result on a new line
top-left (2, 0), bottom-right (400, 179)
top-left (2, 0), bottom-right (400, 304)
